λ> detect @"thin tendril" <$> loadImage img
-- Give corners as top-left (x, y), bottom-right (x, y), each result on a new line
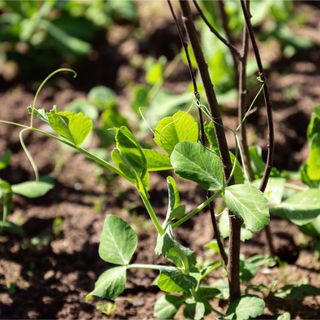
top-left (19, 128), bottom-right (39, 181)
top-left (236, 81), bottom-right (265, 131)
top-left (30, 68), bottom-right (77, 128)
top-left (139, 108), bottom-right (155, 135)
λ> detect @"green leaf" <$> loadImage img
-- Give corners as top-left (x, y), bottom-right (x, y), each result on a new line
top-left (224, 295), bottom-right (265, 320)
top-left (0, 150), bottom-right (12, 170)
top-left (12, 176), bottom-right (54, 198)
top-left (28, 107), bottom-right (49, 123)
top-left (154, 111), bottom-right (198, 154)
top-left (299, 215), bottom-right (320, 237)
top-left (143, 149), bottom-right (172, 171)
top-left (306, 132), bottom-right (320, 181)
top-left (146, 60), bottom-right (164, 85)
top-left (218, 209), bottom-right (253, 241)
top-left (307, 105), bottom-right (320, 140)
top-left (163, 176), bottom-right (185, 225)
top-left (131, 84), bottom-right (149, 114)
top-left (229, 152), bottom-right (245, 184)
top-left (224, 184), bottom-right (269, 233)
top-left (171, 142), bottom-right (224, 191)
top-left (204, 121), bottom-right (218, 150)
top-left (48, 110), bottom-right (92, 146)
top-left (253, 177), bottom-right (286, 206)
top-left (155, 225), bottom-right (197, 272)
top-left (111, 148), bottom-right (138, 184)
top-left (88, 85), bottom-right (117, 110)
top-left (99, 215), bottom-right (137, 265)
top-left (249, 146), bottom-right (265, 178)
top-left (154, 294), bottom-right (185, 320)
top-left (86, 266), bottom-right (126, 300)
top-left (183, 300), bottom-right (206, 320)
top-left (197, 286), bottom-right (220, 299)
top-left (272, 189), bottom-right (320, 226)
top-left (274, 284), bottom-right (320, 300)
top-left (157, 267), bottom-right (197, 293)
top-left (115, 126), bottom-right (147, 179)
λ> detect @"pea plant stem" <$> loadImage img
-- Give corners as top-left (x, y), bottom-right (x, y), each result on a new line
top-left (178, 0), bottom-right (241, 302)
top-left (240, 0), bottom-right (275, 255)
top-left (139, 191), bottom-right (164, 236)
top-left (167, 0), bottom-right (228, 266)
top-left (172, 191), bottom-right (221, 229)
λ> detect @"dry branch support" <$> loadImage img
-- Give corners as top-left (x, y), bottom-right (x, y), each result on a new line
top-left (178, 0), bottom-right (241, 302)
top-left (167, 0), bottom-right (228, 266)
top-left (240, 0), bottom-right (275, 254)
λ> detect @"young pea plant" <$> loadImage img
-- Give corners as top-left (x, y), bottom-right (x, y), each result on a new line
top-left (0, 66), bottom-right (271, 319)
top-left (0, 149), bottom-right (54, 236)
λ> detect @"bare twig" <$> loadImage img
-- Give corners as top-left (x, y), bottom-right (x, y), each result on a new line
top-left (238, 0), bottom-right (254, 181)
top-left (178, 0), bottom-right (241, 302)
top-left (240, 0), bottom-right (275, 254)
top-left (167, 0), bottom-right (228, 265)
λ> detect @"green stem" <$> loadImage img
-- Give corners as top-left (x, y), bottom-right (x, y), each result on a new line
top-left (139, 191), bottom-right (164, 235)
top-left (172, 190), bottom-right (222, 229)
top-left (30, 127), bottom-right (124, 177)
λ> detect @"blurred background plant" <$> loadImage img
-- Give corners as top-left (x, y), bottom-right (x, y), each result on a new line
top-left (0, 0), bottom-right (138, 79)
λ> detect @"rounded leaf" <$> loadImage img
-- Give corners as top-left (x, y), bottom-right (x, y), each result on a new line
top-left (99, 215), bottom-right (137, 265)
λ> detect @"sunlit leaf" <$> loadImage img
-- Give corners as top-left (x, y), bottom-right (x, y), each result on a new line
top-left (99, 215), bottom-right (137, 265)
top-left (154, 111), bottom-right (198, 154)
top-left (171, 142), bottom-right (224, 191)
top-left (224, 184), bottom-right (269, 233)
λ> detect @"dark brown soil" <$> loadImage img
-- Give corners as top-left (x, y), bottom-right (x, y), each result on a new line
top-left (1, 2), bottom-right (320, 319)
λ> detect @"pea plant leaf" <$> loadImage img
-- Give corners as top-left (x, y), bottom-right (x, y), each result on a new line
top-left (112, 127), bottom-right (149, 191)
top-left (223, 184), bottom-right (269, 233)
top-left (142, 149), bottom-right (172, 171)
top-left (183, 300), bottom-right (206, 320)
top-left (48, 109), bottom-right (92, 146)
top-left (99, 215), bottom-right (137, 265)
top-left (12, 176), bottom-right (54, 198)
top-left (218, 209), bottom-right (253, 241)
top-left (272, 189), bottom-right (320, 226)
top-left (253, 177), bottom-right (286, 206)
top-left (171, 142), bottom-right (225, 191)
top-left (307, 105), bottom-right (320, 140)
top-left (115, 126), bottom-right (147, 178)
top-left (154, 111), bottom-right (198, 154)
top-left (164, 176), bottom-right (185, 225)
top-left (156, 266), bottom-right (197, 293)
top-left (154, 294), bottom-right (185, 320)
top-left (86, 266), bottom-right (126, 301)
top-left (156, 225), bottom-right (197, 273)
top-left (223, 295), bottom-right (265, 320)
top-left (306, 132), bottom-right (320, 181)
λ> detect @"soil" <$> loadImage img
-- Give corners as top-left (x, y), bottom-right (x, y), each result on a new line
top-left (1, 2), bottom-right (320, 319)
